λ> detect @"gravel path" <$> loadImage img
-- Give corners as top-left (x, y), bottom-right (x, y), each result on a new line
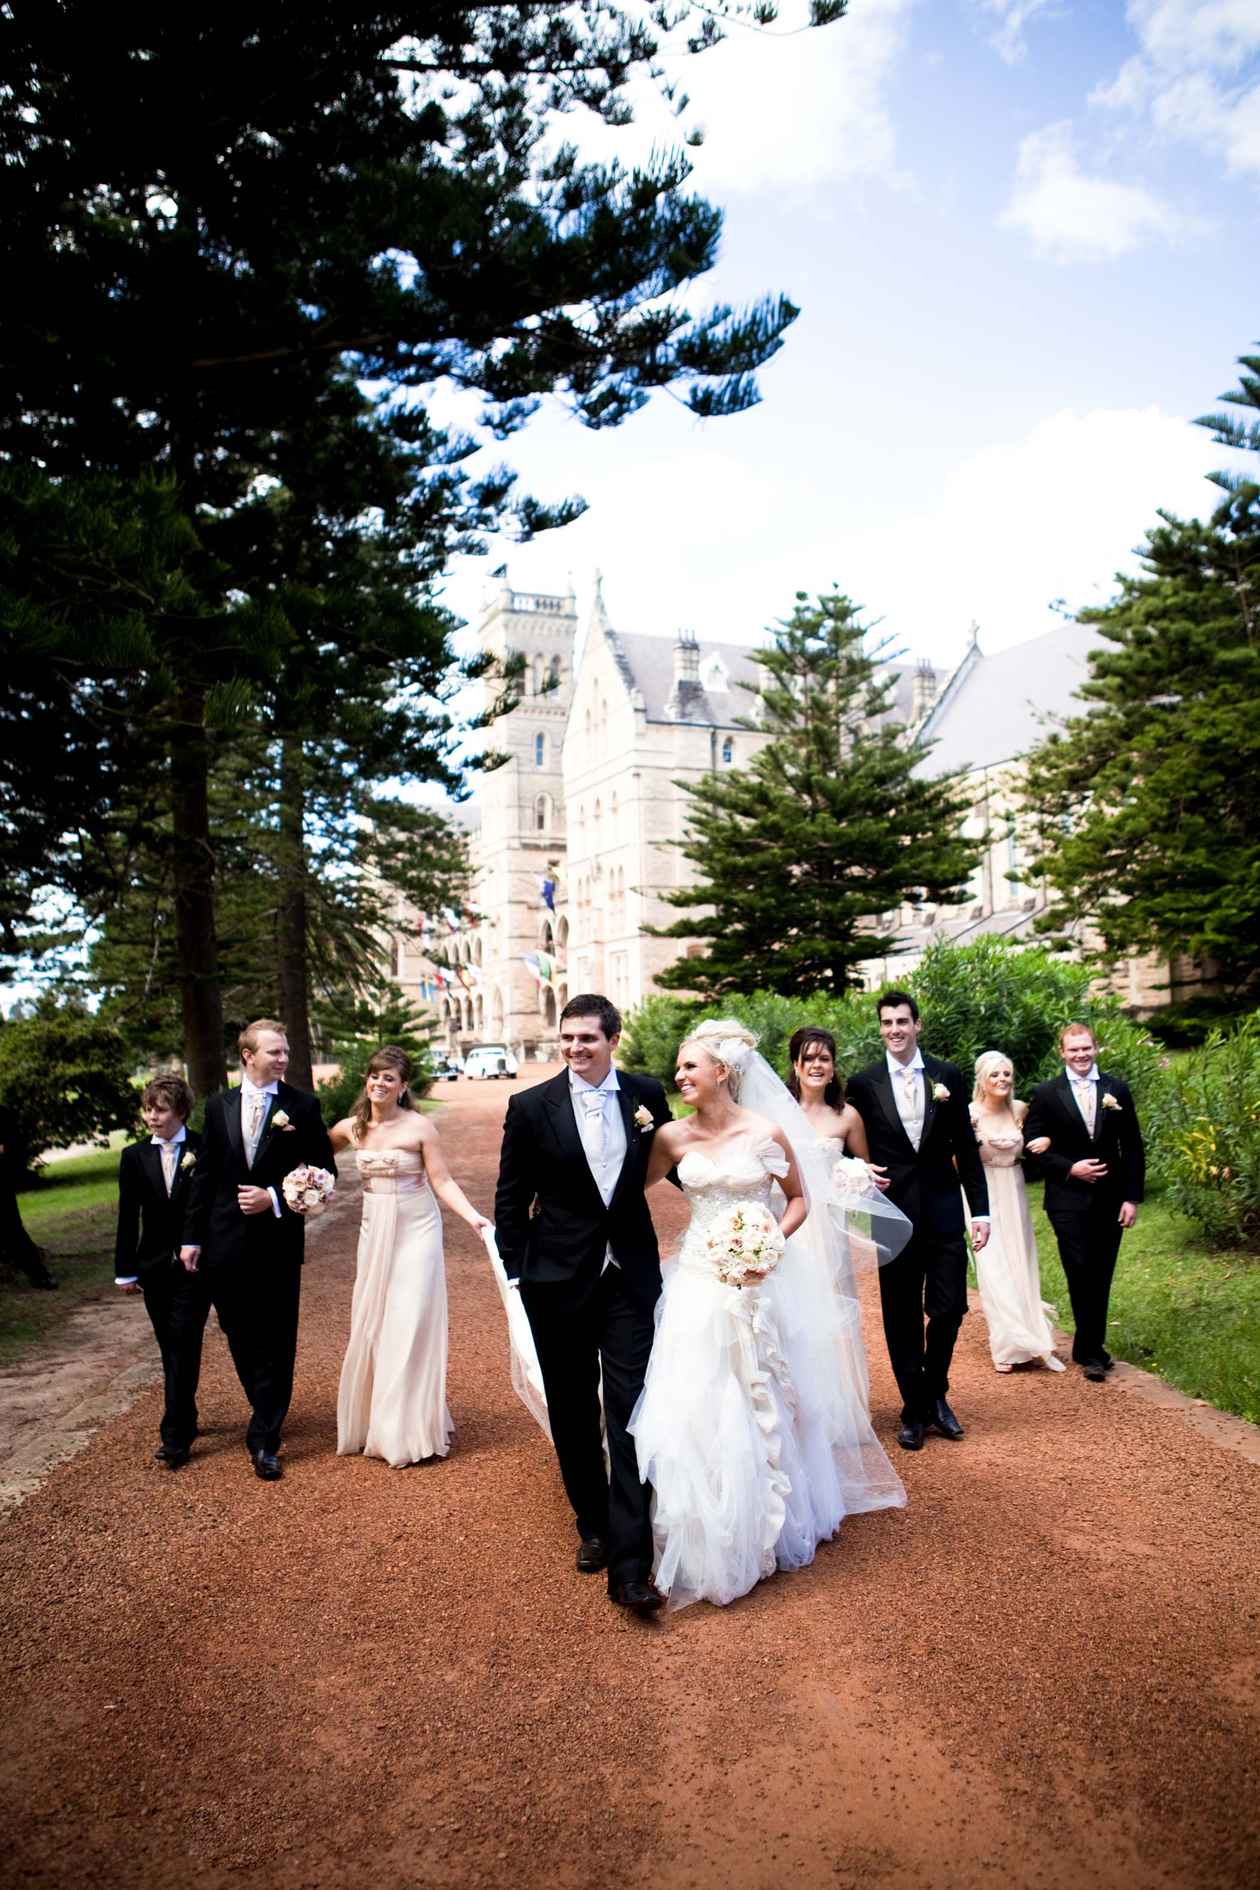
top-left (2, 1070), bottom-right (1258, 1890)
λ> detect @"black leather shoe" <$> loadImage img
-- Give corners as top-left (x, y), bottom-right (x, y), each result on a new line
top-left (576, 1536), bottom-right (608, 1574)
top-left (929, 1398), bottom-right (965, 1440)
top-left (1101, 1351), bottom-right (1116, 1371)
top-left (896, 1421), bottom-right (925, 1451)
top-left (610, 1579), bottom-right (665, 1617)
top-left (1082, 1360), bottom-right (1107, 1382)
top-left (159, 1447), bottom-right (190, 1470)
top-left (251, 1449), bottom-right (284, 1480)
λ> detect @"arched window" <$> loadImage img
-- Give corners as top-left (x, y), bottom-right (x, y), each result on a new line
top-left (549, 655), bottom-right (561, 688)
top-left (534, 792), bottom-right (550, 832)
top-left (534, 732), bottom-right (545, 767)
top-left (531, 657), bottom-right (542, 695)
top-left (722, 737), bottom-right (734, 765)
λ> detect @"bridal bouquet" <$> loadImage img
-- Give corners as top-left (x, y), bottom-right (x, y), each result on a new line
top-left (706, 1202), bottom-right (785, 1289)
top-left (281, 1164), bottom-right (336, 1217)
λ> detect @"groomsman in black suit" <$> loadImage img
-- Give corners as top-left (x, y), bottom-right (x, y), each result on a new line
top-left (845, 990), bottom-right (991, 1451)
top-left (1023, 1022), bottom-right (1145, 1382)
top-left (114, 1075), bottom-right (207, 1469)
top-left (181, 1019), bottom-right (335, 1480)
top-left (494, 994), bottom-right (672, 1615)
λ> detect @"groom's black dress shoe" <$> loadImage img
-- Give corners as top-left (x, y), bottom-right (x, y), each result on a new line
top-left (154, 1445), bottom-right (190, 1470)
top-left (1082, 1359), bottom-right (1108, 1382)
top-left (576, 1536), bottom-right (608, 1574)
top-left (929, 1399), bottom-right (965, 1441)
top-left (251, 1449), bottom-right (284, 1480)
top-left (1100, 1350), bottom-right (1115, 1371)
top-left (896, 1421), bottom-right (925, 1451)
top-left (610, 1579), bottom-right (665, 1617)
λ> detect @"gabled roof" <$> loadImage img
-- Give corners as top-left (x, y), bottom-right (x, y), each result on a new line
top-left (913, 622), bottom-right (1102, 778)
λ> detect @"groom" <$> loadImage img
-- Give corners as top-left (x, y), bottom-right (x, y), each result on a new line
top-left (181, 1018), bottom-right (335, 1479)
top-left (845, 990), bottom-right (990, 1452)
top-left (494, 993), bottom-right (672, 1616)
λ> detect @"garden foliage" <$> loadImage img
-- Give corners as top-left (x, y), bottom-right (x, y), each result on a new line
top-left (0, 1003), bottom-right (138, 1172)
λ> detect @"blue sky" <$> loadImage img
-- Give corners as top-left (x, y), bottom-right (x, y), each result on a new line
top-left (437, 0), bottom-right (1260, 671)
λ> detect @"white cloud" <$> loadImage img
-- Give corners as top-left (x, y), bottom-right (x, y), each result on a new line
top-left (999, 121), bottom-right (1193, 258)
top-left (1092, 0), bottom-right (1260, 177)
top-left (972, 0), bottom-right (1059, 64)
top-left (569, 0), bottom-right (913, 193)
top-left (839, 405), bottom-right (1226, 659)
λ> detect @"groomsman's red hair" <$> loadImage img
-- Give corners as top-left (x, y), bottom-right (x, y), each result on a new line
top-left (1058, 1021), bottom-right (1096, 1049)
top-left (238, 1018), bottom-right (287, 1058)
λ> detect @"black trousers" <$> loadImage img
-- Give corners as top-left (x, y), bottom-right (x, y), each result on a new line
top-left (141, 1262), bottom-right (210, 1449)
top-left (1047, 1203), bottom-right (1123, 1365)
top-left (877, 1230), bottom-right (970, 1423)
top-left (521, 1265), bottom-right (656, 1589)
top-left (204, 1256), bottom-right (303, 1453)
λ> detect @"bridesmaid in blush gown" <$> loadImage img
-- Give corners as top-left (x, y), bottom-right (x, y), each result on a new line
top-left (330, 1046), bottom-right (489, 1466)
top-left (967, 1052), bottom-right (1065, 1376)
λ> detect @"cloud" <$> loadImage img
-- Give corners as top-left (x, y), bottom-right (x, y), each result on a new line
top-left (1091, 0), bottom-right (1260, 178)
top-left (567, 0), bottom-right (913, 194)
top-left (972, 0), bottom-right (1059, 64)
top-left (998, 121), bottom-right (1194, 258)
top-left (841, 405), bottom-right (1225, 659)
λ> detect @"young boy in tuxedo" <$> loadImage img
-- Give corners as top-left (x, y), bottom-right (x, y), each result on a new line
top-left (114, 1076), bottom-right (208, 1468)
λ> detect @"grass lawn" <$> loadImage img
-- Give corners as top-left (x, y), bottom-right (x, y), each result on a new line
top-left (1, 1147), bottom-right (123, 1362)
top-left (1023, 1195), bottom-right (1260, 1426)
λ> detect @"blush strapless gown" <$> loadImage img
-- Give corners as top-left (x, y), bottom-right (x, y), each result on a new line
top-left (336, 1149), bottom-right (454, 1466)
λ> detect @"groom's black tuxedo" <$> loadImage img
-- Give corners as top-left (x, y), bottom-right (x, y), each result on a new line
top-left (185, 1082), bottom-right (335, 1454)
top-left (1023, 1070), bottom-right (1145, 1367)
top-left (845, 1054), bottom-right (989, 1424)
top-left (495, 1068), bottom-right (672, 1588)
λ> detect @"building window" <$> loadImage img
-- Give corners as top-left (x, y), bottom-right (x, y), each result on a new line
top-left (534, 793), bottom-right (550, 832)
top-left (534, 732), bottom-right (545, 767)
top-left (549, 655), bottom-right (561, 688)
top-left (721, 737), bottom-right (734, 764)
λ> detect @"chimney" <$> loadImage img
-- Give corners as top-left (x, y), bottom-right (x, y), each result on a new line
top-left (665, 628), bottom-right (704, 721)
top-left (912, 658), bottom-right (937, 723)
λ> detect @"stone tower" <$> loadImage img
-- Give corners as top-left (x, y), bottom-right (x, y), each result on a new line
top-left (468, 572), bottom-right (577, 1054)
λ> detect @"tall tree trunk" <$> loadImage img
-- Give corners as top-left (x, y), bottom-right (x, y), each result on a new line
top-left (169, 689), bottom-right (227, 1095)
top-left (276, 732), bottom-right (314, 1092)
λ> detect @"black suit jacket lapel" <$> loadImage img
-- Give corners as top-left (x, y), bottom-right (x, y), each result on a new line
top-left (224, 1089), bottom-right (245, 1166)
top-left (252, 1085), bottom-right (287, 1171)
top-left (606, 1078), bottom-right (643, 1215)
top-left (871, 1063), bottom-right (919, 1157)
top-left (1056, 1070), bottom-right (1097, 1143)
top-left (542, 1073), bottom-right (605, 1212)
top-left (142, 1140), bottom-right (168, 1202)
top-left (919, 1058), bottom-right (940, 1148)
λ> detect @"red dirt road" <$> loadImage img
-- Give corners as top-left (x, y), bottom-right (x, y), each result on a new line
top-left (2, 1068), bottom-right (1258, 1890)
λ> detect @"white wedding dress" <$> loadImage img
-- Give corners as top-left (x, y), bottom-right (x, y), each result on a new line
top-left (629, 1131), bottom-right (906, 1611)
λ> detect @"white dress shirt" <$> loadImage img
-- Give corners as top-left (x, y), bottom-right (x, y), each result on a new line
top-left (570, 1068), bottom-right (627, 1270)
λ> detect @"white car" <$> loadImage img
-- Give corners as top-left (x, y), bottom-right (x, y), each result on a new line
top-left (463, 1043), bottom-right (519, 1080)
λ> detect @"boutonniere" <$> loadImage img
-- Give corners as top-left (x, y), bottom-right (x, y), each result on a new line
top-left (179, 1151), bottom-right (197, 1172)
top-left (633, 1104), bottom-right (655, 1133)
top-left (1101, 1093), bottom-right (1122, 1112)
top-left (271, 1109), bottom-right (293, 1131)
top-left (932, 1082), bottom-right (950, 1102)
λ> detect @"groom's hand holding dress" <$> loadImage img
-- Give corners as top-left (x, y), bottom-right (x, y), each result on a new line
top-left (181, 1021), bottom-right (335, 1478)
top-left (494, 998), bottom-right (671, 1614)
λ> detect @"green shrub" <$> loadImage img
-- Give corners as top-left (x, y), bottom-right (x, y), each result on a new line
top-left (622, 938), bottom-right (1164, 1117)
top-left (1157, 1017), bottom-right (1260, 1250)
top-left (314, 985), bottom-right (435, 1127)
top-left (0, 1002), bottom-right (139, 1174)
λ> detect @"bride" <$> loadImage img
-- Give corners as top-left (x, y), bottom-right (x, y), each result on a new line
top-left (629, 1020), bottom-right (908, 1611)
top-left (330, 1046), bottom-right (489, 1467)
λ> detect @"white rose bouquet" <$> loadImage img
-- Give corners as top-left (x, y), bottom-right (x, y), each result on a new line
top-left (706, 1201), bottom-right (785, 1289)
top-left (832, 1153), bottom-right (877, 1200)
top-left (281, 1164), bottom-right (336, 1218)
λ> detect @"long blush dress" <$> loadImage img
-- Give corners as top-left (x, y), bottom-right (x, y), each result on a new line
top-left (336, 1147), bottom-right (454, 1465)
top-left (968, 1112), bottom-right (1065, 1375)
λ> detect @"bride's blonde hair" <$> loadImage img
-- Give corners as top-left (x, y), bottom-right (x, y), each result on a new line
top-left (973, 1050), bottom-right (1016, 1107)
top-left (677, 1018), bottom-right (759, 1102)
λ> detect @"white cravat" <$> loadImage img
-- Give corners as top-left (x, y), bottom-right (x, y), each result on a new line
top-left (241, 1080), bottom-right (276, 1167)
top-left (570, 1070), bottom-right (626, 1271)
top-left (887, 1049), bottom-right (926, 1152)
top-left (1070, 1065), bottom-right (1099, 1135)
top-left (151, 1126), bottom-right (186, 1197)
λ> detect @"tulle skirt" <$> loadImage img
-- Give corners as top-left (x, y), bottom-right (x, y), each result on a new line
top-left (630, 1233), bottom-right (905, 1611)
